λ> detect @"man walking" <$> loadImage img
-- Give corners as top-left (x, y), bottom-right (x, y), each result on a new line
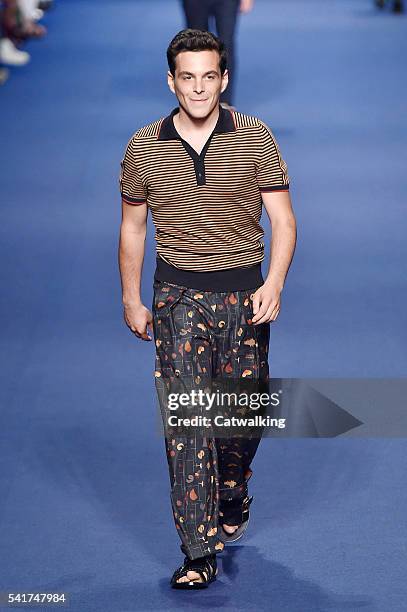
top-left (181, 0), bottom-right (255, 107)
top-left (118, 29), bottom-right (296, 588)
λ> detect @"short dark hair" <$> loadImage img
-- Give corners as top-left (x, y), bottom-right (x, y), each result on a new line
top-left (167, 29), bottom-right (227, 76)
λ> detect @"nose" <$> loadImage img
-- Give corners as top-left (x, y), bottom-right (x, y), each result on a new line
top-left (193, 78), bottom-right (205, 94)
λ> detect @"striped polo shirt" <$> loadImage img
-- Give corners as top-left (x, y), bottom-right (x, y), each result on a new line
top-left (119, 104), bottom-right (290, 290)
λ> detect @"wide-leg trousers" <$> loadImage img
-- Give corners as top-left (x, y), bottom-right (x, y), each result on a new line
top-left (152, 279), bottom-right (270, 560)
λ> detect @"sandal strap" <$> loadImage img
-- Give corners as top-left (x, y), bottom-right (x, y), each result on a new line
top-left (173, 554), bottom-right (216, 583)
top-left (220, 495), bottom-right (253, 526)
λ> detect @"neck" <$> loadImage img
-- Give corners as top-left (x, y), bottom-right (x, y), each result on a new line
top-left (176, 103), bottom-right (220, 134)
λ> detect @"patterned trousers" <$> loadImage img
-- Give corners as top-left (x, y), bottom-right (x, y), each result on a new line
top-left (152, 279), bottom-right (270, 560)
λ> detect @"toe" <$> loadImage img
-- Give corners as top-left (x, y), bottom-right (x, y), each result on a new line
top-left (223, 524), bottom-right (238, 534)
top-left (186, 570), bottom-right (203, 582)
top-left (176, 570), bottom-right (202, 583)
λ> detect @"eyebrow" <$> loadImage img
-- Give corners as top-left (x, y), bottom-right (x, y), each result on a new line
top-left (178, 70), bottom-right (219, 77)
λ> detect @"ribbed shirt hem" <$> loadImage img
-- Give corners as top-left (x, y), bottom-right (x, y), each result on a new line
top-left (154, 257), bottom-right (264, 292)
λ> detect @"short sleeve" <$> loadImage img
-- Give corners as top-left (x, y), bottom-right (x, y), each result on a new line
top-left (119, 136), bottom-right (147, 205)
top-left (256, 121), bottom-right (290, 192)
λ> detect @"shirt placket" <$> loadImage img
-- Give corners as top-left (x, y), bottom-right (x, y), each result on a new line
top-left (180, 134), bottom-right (215, 187)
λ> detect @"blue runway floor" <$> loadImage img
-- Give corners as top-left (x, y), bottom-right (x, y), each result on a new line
top-left (1, 0), bottom-right (407, 610)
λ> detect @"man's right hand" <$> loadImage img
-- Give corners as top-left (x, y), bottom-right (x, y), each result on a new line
top-left (123, 303), bottom-right (153, 341)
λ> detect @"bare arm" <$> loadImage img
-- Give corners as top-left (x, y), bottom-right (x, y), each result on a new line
top-left (252, 190), bottom-right (297, 325)
top-left (118, 200), bottom-right (153, 340)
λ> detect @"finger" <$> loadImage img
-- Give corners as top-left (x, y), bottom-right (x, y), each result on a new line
top-left (124, 312), bottom-right (135, 331)
top-left (268, 300), bottom-right (281, 320)
top-left (140, 332), bottom-right (152, 341)
top-left (269, 308), bottom-right (280, 322)
top-left (269, 303), bottom-right (280, 318)
top-left (138, 324), bottom-right (152, 340)
top-left (252, 306), bottom-right (270, 323)
top-left (128, 322), bottom-right (141, 337)
top-left (252, 291), bottom-right (261, 316)
top-left (253, 306), bottom-right (274, 325)
top-left (252, 300), bottom-right (272, 322)
top-left (139, 320), bottom-right (153, 341)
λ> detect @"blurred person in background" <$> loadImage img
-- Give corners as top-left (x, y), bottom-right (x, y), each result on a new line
top-left (0, 3), bottom-right (9, 81)
top-left (19, 0), bottom-right (46, 23)
top-left (375, 0), bottom-right (404, 12)
top-left (0, 0), bottom-right (31, 67)
top-left (181, 0), bottom-right (255, 109)
top-left (12, 0), bottom-right (47, 40)
top-left (0, 0), bottom-right (52, 76)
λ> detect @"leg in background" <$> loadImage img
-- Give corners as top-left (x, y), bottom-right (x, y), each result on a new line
top-left (213, 0), bottom-right (240, 105)
top-left (182, 0), bottom-right (211, 30)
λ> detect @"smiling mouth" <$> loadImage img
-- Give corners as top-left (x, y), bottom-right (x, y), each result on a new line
top-left (190, 98), bottom-right (208, 102)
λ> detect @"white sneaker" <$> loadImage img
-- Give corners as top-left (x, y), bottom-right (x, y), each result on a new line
top-left (0, 39), bottom-right (31, 66)
top-left (31, 8), bottom-right (44, 20)
top-left (18, 0), bottom-right (43, 20)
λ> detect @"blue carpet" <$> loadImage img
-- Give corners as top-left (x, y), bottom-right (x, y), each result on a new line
top-left (1, 0), bottom-right (406, 610)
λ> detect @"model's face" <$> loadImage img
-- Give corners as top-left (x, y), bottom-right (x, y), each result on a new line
top-left (168, 50), bottom-right (228, 119)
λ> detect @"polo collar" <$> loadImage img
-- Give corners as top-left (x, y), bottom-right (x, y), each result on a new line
top-left (158, 104), bottom-right (236, 141)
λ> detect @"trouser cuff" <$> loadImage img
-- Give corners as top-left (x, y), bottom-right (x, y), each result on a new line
top-left (180, 540), bottom-right (225, 561)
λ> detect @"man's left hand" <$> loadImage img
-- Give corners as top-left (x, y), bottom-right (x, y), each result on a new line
top-left (251, 281), bottom-right (282, 324)
top-left (240, 0), bottom-right (254, 14)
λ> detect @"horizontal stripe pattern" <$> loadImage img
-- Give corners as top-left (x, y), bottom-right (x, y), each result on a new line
top-left (119, 109), bottom-right (290, 272)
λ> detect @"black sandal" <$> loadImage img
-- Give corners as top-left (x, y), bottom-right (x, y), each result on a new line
top-left (219, 495), bottom-right (254, 543)
top-left (170, 553), bottom-right (218, 589)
